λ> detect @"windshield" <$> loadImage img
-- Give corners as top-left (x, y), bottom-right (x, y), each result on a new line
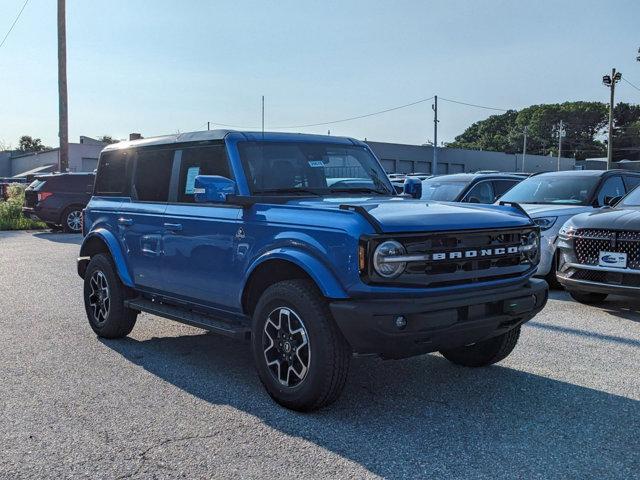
top-left (420, 180), bottom-right (467, 201)
top-left (499, 175), bottom-right (599, 205)
top-left (619, 186), bottom-right (640, 207)
top-left (237, 142), bottom-right (394, 196)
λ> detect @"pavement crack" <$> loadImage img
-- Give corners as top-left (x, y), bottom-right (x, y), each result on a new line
top-left (117, 432), bottom-right (220, 479)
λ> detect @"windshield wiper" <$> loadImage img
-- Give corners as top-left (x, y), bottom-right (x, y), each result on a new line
top-left (254, 188), bottom-right (323, 196)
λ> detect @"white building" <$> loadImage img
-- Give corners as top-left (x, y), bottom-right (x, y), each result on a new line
top-left (0, 136), bottom-right (106, 178)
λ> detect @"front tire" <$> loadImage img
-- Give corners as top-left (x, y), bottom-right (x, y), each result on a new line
top-left (83, 254), bottom-right (137, 338)
top-left (251, 280), bottom-right (351, 412)
top-left (440, 326), bottom-right (521, 367)
top-left (568, 290), bottom-right (608, 304)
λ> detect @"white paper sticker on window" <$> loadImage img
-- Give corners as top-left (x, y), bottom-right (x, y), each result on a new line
top-left (308, 160), bottom-right (324, 168)
top-left (185, 166), bottom-right (200, 194)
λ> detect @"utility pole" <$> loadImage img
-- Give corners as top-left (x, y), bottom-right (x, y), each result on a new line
top-left (521, 126), bottom-right (528, 172)
top-left (557, 120), bottom-right (564, 171)
top-left (432, 95), bottom-right (438, 175)
top-left (602, 68), bottom-right (622, 170)
top-left (57, 0), bottom-right (69, 172)
top-left (207, 121), bottom-right (210, 131)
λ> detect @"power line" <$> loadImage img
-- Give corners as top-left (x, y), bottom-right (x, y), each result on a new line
top-left (622, 77), bottom-right (640, 92)
top-left (0, 0), bottom-right (30, 49)
top-left (439, 97), bottom-right (509, 112)
top-left (271, 96), bottom-right (435, 129)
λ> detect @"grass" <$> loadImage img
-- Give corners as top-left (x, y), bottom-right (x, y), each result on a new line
top-left (0, 184), bottom-right (47, 231)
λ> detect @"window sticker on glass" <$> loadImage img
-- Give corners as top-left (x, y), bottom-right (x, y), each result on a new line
top-left (185, 166), bottom-right (200, 194)
top-left (308, 160), bottom-right (324, 168)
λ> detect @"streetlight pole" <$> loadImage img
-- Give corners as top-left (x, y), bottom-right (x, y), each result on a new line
top-left (602, 68), bottom-right (622, 171)
top-left (57, 0), bottom-right (68, 172)
top-left (521, 126), bottom-right (528, 172)
top-left (432, 95), bottom-right (438, 175)
top-left (557, 120), bottom-right (563, 171)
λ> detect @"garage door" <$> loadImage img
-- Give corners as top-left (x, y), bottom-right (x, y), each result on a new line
top-left (81, 158), bottom-right (98, 172)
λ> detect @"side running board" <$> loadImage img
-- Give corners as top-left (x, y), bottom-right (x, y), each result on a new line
top-left (124, 297), bottom-right (250, 340)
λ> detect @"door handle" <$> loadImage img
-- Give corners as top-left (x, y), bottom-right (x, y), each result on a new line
top-left (163, 223), bottom-right (183, 232)
top-left (118, 217), bottom-right (133, 226)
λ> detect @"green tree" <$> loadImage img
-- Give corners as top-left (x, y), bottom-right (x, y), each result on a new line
top-left (612, 103), bottom-right (640, 161)
top-left (17, 135), bottom-right (49, 152)
top-left (447, 101), bottom-right (611, 161)
top-left (97, 135), bottom-right (119, 144)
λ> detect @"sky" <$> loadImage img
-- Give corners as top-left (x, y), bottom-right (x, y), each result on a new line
top-left (1, 0), bottom-right (639, 148)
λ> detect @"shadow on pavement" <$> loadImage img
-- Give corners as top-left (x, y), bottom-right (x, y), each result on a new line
top-left (101, 331), bottom-right (639, 478)
top-left (32, 232), bottom-right (83, 245)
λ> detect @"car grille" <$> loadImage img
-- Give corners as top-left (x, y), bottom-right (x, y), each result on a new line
top-left (372, 227), bottom-right (537, 287)
top-left (574, 229), bottom-right (640, 270)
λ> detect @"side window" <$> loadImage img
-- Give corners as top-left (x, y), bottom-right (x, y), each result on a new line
top-left (133, 149), bottom-right (175, 202)
top-left (95, 150), bottom-right (130, 196)
top-left (177, 145), bottom-right (231, 203)
top-left (493, 180), bottom-right (518, 199)
top-left (624, 175), bottom-right (640, 192)
top-left (465, 181), bottom-right (494, 203)
top-left (597, 176), bottom-right (625, 206)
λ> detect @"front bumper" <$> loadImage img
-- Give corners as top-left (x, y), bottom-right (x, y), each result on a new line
top-left (329, 278), bottom-right (548, 359)
top-left (558, 264), bottom-right (640, 297)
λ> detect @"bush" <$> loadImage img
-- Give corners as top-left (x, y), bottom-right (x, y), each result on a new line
top-left (0, 184), bottom-right (47, 230)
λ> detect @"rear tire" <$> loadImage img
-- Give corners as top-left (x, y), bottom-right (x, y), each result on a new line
top-left (251, 279), bottom-right (351, 412)
top-left (568, 290), bottom-right (608, 305)
top-left (62, 206), bottom-right (83, 233)
top-left (440, 326), bottom-right (521, 367)
top-left (83, 253), bottom-right (137, 338)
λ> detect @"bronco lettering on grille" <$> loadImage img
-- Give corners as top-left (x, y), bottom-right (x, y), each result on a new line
top-left (431, 246), bottom-right (520, 261)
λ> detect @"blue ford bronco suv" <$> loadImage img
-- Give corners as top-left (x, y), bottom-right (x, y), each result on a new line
top-left (78, 130), bottom-right (547, 411)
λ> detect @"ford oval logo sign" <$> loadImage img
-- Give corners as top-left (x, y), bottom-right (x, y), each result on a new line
top-left (601, 255), bottom-right (619, 264)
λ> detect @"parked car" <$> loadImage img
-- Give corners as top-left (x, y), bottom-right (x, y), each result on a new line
top-left (420, 173), bottom-right (523, 203)
top-left (498, 170), bottom-right (640, 286)
top-left (22, 172), bottom-right (95, 233)
top-left (556, 187), bottom-right (640, 304)
top-left (78, 130), bottom-right (546, 411)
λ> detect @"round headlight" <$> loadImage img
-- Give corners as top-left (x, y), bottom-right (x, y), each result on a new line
top-left (373, 240), bottom-right (406, 278)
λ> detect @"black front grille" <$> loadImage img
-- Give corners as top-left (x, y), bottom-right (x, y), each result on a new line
top-left (369, 227), bottom-right (537, 287)
top-left (574, 229), bottom-right (640, 270)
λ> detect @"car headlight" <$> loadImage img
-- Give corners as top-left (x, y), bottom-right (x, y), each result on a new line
top-left (533, 216), bottom-right (557, 231)
top-left (373, 240), bottom-right (406, 278)
top-left (521, 231), bottom-right (540, 265)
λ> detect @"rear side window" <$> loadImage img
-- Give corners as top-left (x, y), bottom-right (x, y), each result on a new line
top-left (493, 180), bottom-right (519, 198)
top-left (65, 175), bottom-right (95, 193)
top-left (133, 149), bottom-right (175, 202)
top-left (177, 145), bottom-right (231, 203)
top-left (95, 151), bottom-right (131, 196)
top-left (465, 181), bottom-right (495, 203)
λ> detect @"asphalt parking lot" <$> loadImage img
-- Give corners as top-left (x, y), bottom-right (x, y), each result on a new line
top-left (1, 231), bottom-right (638, 479)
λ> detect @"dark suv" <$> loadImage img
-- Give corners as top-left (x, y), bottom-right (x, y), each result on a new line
top-left (23, 173), bottom-right (95, 233)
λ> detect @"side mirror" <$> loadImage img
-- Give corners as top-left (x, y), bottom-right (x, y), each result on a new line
top-left (194, 175), bottom-right (236, 203)
top-left (604, 195), bottom-right (622, 207)
top-left (403, 177), bottom-right (422, 199)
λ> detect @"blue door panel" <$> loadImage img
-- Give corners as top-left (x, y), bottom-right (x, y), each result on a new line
top-left (162, 204), bottom-right (242, 310)
top-left (118, 200), bottom-right (167, 292)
